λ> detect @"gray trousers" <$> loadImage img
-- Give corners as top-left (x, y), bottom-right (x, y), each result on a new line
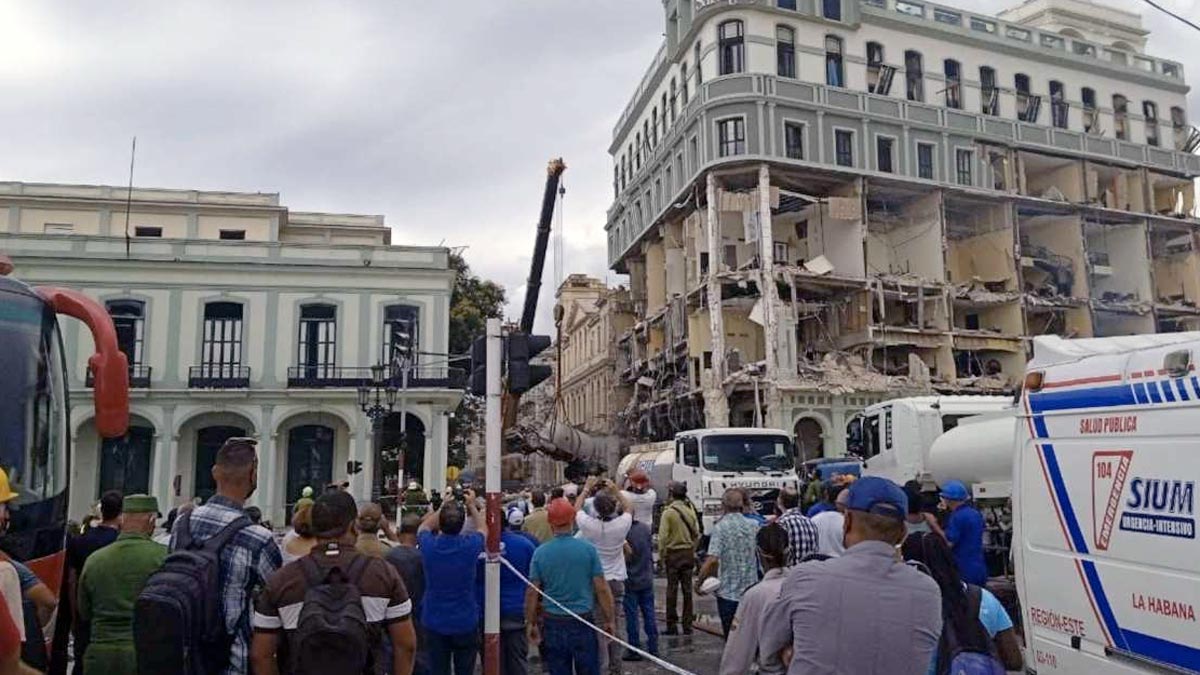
top-left (598, 579), bottom-right (625, 675)
top-left (500, 615), bottom-right (529, 675)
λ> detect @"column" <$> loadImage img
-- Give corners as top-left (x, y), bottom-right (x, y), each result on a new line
top-left (704, 173), bottom-right (730, 428)
top-left (354, 423), bottom-right (372, 500)
top-left (758, 164), bottom-right (785, 430)
top-left (152, 405), bottom-right (176, 507)
top-left (255, 405), bottom-right (276, 517)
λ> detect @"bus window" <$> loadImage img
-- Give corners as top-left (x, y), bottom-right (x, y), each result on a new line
top-left (679, 437), bottom-right (700, 467)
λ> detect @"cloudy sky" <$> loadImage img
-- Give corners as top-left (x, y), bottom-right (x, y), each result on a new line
top-left (1, 0), bottom-right (1197, 333)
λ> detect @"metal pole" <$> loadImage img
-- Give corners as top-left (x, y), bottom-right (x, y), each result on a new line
top-left (483, 318), bottom-right (502, 675)
top-left (399, 360), bottom-right (409, 490)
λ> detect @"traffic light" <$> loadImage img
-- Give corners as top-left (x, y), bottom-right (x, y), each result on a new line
top-left (507, 332), bottom-right (553, 394)
top-left (346, 460), bottom-right (363, 476)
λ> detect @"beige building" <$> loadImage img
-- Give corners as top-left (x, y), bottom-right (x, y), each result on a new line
top-left (607, 0), bottom-right (1199, 457)
top-left (0, 181), bottom-right (462, 524)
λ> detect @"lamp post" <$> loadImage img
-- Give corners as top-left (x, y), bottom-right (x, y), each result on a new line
top-left (359, 363), bottom-right (398, 501)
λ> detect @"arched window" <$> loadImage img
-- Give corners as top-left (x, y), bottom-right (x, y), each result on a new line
top-left (866, 42), bottom-right (885, 93)
top-left (285, 425), bottom-right (335, 513)
top-left (776, 25), bottom-right (796, 78)
top-left (297, 303), bottom-right (336, 377)
top-left (383, 304), bottom-right (419, 365)
top-left (718, 21), bottom-right (744, 75)
top-left (201, 301), bottom-right (243, 378)
top-left (1143, 101), bottom-right (1160, 146)
top-left (106, 299), bottom-right (145, 367)
top-left (825, 35), bottom-right (844, 87)
top-left (1113, 94), bottom-right (1129, 140)
top-left (99, 424), bottom-right (154, 496)
top-left (904, 50), bottom-right (924, 101)
top-left (980, 66), bottom-right (998, 115)
top-left (943, 59), bottom-right (961, 108)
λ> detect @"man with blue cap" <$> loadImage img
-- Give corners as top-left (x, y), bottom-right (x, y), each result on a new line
top-left (759, 477), bottom-right (942, 675)
top-left (939, 479), bottom-right (988, 586)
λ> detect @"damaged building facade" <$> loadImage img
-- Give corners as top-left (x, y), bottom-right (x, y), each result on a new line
top-left (606, 0), bottom-right (1200, 458)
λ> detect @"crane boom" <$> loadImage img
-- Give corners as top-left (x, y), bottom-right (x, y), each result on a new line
top-left (519, 158), bottom-right (566, 334)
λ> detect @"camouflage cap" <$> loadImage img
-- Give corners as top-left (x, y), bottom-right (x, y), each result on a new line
top-left (123, 494), bottom-right (159, 514)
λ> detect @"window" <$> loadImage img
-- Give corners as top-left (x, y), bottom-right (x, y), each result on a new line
top-left (1083, 87), bottom-right (1098, 132)
top-left (943, 59), bottom-right (961, 109)
top-left (718, 118), bottom-right (745, 157)
top-left (773, 241), bottom-right (789, 263)
top-left (1163, 63), bottom-right (1181, 79)
top-left (297, 303), bottom-right (336, 377)
top-left (823, 0), bottom-right (841, 21)
top-left (1073, 41), bottom-right (1096, 57)
top-left (43, 223), bottom-right (73, 234)
top-left (1106, 49), bottom-right (1128, 66)
top-left (695, 42), bottom-right (702, 84)
top-left (134, 226), bottom-right (162, 238)
top-left (651, 108), bottom-right (659, 146)
top-left (1050, 81), bottom-right (1067, 128)
top-left (718, 21), bottom-right (744, 75)
top-left (778, 0), bottom-right (797, 8)
top-left (835, 129), bottom-right (854, 167)
top-left (876, 136), bottom-right (895, 173)
top-left (785, 122), bottom-right (804, 159)
top-left (825, 35), bottom-right (844, 87)
top-left (1015, 74), bottom-right (1037, 122)
top-left (681, 63), bottom-right (690, 104)
top-left (383, 304), bottom-right (419, 364)
top-left (917, 143), bottom-right (935, 179)
top-left (635, 133), bottom-right (641, 169)
top-left (1006, 26), bottom-right (1032, 42)
top-left (669, 79), bottom-right (678, 122)
top-left (689, 136), bottom-right (699, 172)
top-left (955, 149), bottom-right (974, 186)
top-left (904, 50), bottom-right (924, 101)
top-left (201, 301), bottom-right (243, 377)
top-left (980, 66), bottom-right (998, 116)
top-left (1172, 106), bottom-right (1187, 130)
top-left (776, 26), bottom-right (796, 78)
top-left (970, 17), bottom-right (996, 34)
top-left (107, 300), bottom-right (145, 367)
top-left (1041, 34), bottom-right (1065, 50)
top-left (1144, 101), bottom-right (1160, 147)
top-left (866, 42), bottom-right (884, 93)
top-left (643, 121), bottom-right (650, 151)
top-left (933, 8), bottom-right (961, 25)
top-left (1113, 94), bottom-right (1129, 140)
top-left (896, 1), bottom-right (924, 17)
top-left (219, 229), bottom-right (245, 240)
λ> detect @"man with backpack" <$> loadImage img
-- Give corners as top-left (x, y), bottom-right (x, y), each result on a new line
top-left (140, 437), bottom-right (282, 675)
top-left (251, 490), bottom-right (417, 675)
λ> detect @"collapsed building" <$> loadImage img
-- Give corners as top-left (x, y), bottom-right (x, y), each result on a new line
top-left (604, 0), bottom-right (1200, 457)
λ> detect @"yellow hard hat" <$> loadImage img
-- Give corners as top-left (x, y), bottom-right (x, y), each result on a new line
top-left (0, 468), bottom-right (17, 503)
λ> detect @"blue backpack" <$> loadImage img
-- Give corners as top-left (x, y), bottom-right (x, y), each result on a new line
top-left (940, 585), bottom-right (1006, 675)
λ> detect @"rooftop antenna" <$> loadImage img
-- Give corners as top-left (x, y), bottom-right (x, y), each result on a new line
top-left (124, 136), bottom-right (136, 259)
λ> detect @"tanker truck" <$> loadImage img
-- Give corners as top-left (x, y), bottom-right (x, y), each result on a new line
top-left (616, 427), bottom-right (800, 531)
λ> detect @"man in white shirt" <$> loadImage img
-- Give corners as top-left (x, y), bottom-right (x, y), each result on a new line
top-left (810, 487), bottom-right (850, 556)
top-left (620, 470), bottom-right (657, 527)
top-left (575, 478), bottom-right (632, 675)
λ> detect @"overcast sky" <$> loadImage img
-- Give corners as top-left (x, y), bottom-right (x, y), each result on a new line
top-left (1, 0), bottom-right (1197, 334)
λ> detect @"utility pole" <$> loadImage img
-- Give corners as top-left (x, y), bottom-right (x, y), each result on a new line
top-left (483, 317), bottom-right (502, 675)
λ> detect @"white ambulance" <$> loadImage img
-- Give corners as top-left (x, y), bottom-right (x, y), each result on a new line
top-left (1015, 333), bottom-right (1200, 673)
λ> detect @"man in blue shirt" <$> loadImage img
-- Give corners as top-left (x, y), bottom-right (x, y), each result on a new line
top-left (940, 480), bottom-right (988, 586)
top-left (477, 508), bottom-right (537, 675)
top-left (622, 518), bottom-right (657, 661)
top-left (526, 498), bottom-right (616, 675)
top-left (419, 489), bottom-right (486, 675)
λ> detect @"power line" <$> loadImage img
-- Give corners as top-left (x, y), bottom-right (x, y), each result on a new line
top-left (1139, 0), bottom-right (1200, 33)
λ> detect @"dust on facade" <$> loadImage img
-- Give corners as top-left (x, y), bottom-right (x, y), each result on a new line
top-left (584, 0), bottom-right (1200, 460)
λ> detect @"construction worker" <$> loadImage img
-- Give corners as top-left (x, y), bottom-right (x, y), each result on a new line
top-left (77, 494), bottom-right (168, 675)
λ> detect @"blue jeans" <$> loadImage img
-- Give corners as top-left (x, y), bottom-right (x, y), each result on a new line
top-left (425, 629), bottom-right (479, 675)
top-left (622, 586), bottom-right (658, 655)
top-left (542, 614), bottom-right (599, 675)
top-left (717, 597), bottom-right (739, 638)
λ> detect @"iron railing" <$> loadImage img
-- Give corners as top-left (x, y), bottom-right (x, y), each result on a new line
top-left (286, 365), bottom-right (466, 390)
top-left (86, 364), bottom-right (152, 389)
top-left (188, 365), bottom-right (251, 389)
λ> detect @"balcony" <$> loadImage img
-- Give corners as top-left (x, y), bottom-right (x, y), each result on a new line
top-left (286, 365), bottom-right (466, 390)
top-left (189, 365), bottom-right (251, 389)
top-left (86, 364), bottom-right (152, 389)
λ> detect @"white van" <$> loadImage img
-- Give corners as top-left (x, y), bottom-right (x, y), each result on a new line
top-left (1014, 333), bottom-right (1200, 673)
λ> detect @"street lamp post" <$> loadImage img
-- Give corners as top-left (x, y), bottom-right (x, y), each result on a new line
top-left (358, 362), bottom-right (398, 500)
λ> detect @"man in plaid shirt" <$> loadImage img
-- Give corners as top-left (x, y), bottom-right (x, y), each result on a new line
top-left (170, 438), bottom-right (282, 675)
top-left (775, 487), bottom-right (819, 566)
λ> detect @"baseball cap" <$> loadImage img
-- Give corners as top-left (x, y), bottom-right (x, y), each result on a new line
top-left (562, 483), bottom-right (579, 499)
top-left (940, 480), bottom-right (970, 502)
top-left (629, 470), bottom-right (650, 488)
top-left (507, 508), bottom-right (525, 527)
top-left (546, 498), bottom-right (576, 527)
top-left (844, 476), bottom-right (908, 521)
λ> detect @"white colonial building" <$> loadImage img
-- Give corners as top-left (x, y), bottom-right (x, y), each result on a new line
top-left (0, 182), bottom-right (462, 524)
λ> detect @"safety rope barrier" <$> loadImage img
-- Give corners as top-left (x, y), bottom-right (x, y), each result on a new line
top-left (498, 556), bottom-right (700, 675)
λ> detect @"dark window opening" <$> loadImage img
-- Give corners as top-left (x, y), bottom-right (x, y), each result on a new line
top-left (905, 50), bottom-right (924, 102)
top-left (835, 130), bottom-right (854, 167)
top-left (1144, 100), bottom-right (1160, 146)
top-left (718, 118), bottom-right (745, 157)
top-left (669, 79), bottom-right (678, 122)
top-left (1050, 80), bottom-right (1068, 128)
top-left (1015, 73), bottom-right (1039, 122)
top-left (823, 0), bottom-right (842, 20)
top-left (107, 299), bottom-right (145, 366)
top-left (785, 123), bottom-right (804, 159)
top-left (681, 63), bottom-right (690, 104)
top-left (917, 143), bottom-right (935, 179)
top-left (943, 60), bottom-right (961, 109)
top-left (778, 0), bottom-right (797, 8)
top-left (695, 42), bottom-right (703, 84)
top-left (825, 35), bottom-right (844, 87)
top-left (218, 229), bottom-right (246, 241)
top-left (776, 25), bottom-right (796, 78)
top-left (384, 304), bottom-right (419, 365)
top-left (1083, 87), bottom-right (1099, 133)
top-left (956, 149), bottom-right (974, 185)
top-left (99, 425), bottom-right (153, 497)
top-left (201, 301), bottom-right (243, 378)
top-left (297, 303), bottom-right (336, 377)
top-left (980, 66), bottom-right (998, 116)
top-left (134, 226), bottom-right (162, 238)
top-left (718, 21), bottom-right (744, 75)
top-left (1113, 94), bottom-right (1129, 140)
top-left (866, 42), bottom-right (885, 93)
top-left (876, 136), bottom-right (895, 173)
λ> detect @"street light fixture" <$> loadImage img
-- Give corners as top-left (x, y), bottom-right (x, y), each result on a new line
top-left (358, 362), bottom-right (398, 428)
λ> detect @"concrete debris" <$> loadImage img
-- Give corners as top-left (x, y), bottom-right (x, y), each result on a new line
top-left (803, 255), bottom-right (835, 276)
top-left (791, 352), bottom-right (930, 395)
top-left (951, 374), bottom-right (1011, 390)
top-left (1041, 186), bottom-right (1068, 202)
top-left (953, 278), bottom-right (1020, 304)
top-left (1091, 294), bottom-right (1153, 315)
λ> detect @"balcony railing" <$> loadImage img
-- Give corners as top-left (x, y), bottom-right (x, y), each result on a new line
top-left (286, 365), bottom-right (466, 390)
top-left (86, 364), bottom-right (152, 389)
top-left (189, 365), bottom-right (251, 389)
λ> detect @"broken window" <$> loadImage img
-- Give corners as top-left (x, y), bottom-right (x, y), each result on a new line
top-left (1015, 74), bottom-right (1040, 123)
top-left (718, 118), bottom-right (745, 157)
top-left (876, 136), bottom-right (895, 173)
top-left (917, 143), bottom-right (935, 179)
top-left (835, 129), bottom-right (854, 167)
top-left (1144, 101), bottom-right (1160, 147)
top-left (1113, 94), bottom-right (1129, 141)
top-left (1082, 87), bottom-right (1098, 133)
top-left (956, 149), bottom-right (974, 186)
top-left (785, 122), bottom-right (805, 159)
top-left (718, 21), bottom-right (744, 75)
top-left (866, 42), bottom-right (884, 93)
top-left (777, 25), bottom-right (796, 78)
top-left (824, 0), bottom-right (842, 21)
top-left (1050, 80), bottom-right (1067, 129)
top-left (943, 59), bottom-right (961, 109)
top-left (905, 50), bottom-right (924, 102)
top-left (979, 66), bottom-right (998, 116)
top-left (825, 35), bottom-right (844, 87)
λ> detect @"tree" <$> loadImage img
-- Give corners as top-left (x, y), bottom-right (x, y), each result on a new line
top-left (447, 251), bottom-right (505, 468)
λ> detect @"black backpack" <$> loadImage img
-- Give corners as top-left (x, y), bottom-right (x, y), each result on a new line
top-left (291, 554), bottom-right (372, 675)
top-left (133, 513), bottom-right (251, 675)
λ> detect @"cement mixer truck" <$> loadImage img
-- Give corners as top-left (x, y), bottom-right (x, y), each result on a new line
top-left (616, 427), bottom-right (800, 531)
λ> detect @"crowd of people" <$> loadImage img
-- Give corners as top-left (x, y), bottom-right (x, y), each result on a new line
top-left (0, 432), bottom-right (1023, 675)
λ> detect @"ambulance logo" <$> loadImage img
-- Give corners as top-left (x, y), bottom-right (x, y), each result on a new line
top-left (1092, 451), bottom-right (1132, 551)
